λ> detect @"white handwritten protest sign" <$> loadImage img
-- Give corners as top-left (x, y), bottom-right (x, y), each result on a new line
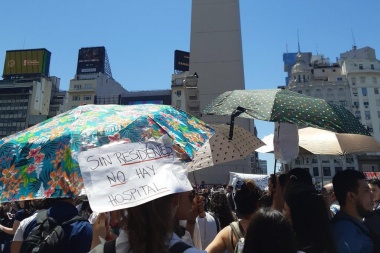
top-left (78, 141), bottom-right (192, 213)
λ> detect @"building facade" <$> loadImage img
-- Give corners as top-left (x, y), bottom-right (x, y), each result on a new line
top-left (285, 46), bottom-right (380, 184)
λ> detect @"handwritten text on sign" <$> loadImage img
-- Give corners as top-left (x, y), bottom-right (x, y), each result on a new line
top-left (78, 141), bottom-right (191, 213)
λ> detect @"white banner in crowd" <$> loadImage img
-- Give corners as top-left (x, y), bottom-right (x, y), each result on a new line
top-left (78, 141), bottom-right (192, 213)
top-left (228, 172), bottom-right (269, 191)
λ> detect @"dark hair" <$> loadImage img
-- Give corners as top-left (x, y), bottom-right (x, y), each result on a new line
top-left (123, 194), bottom-right (175, 253)
top-left (369, 179), bottom-right (380, 188)
top-left (284, 183), bottom-right (337, 253)
top-left (288, 168), bottom-right (313, 186)
top-left (243, 208), bottom-right (297, 253)
top-left (258, 192), bottom-right (272, 208)
top-left (333, 169), bottom-right (365, 206)
top-left (234, 180), bottom-right (262, 218)
top-left (209, 192), bottom-right (236, 228)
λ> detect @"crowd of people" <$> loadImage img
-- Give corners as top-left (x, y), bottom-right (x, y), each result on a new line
top-left (0, 169), bottom-right (380, 253)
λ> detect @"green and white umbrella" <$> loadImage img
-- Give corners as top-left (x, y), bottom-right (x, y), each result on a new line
top-left (203, 89), bottom-right (370, 136)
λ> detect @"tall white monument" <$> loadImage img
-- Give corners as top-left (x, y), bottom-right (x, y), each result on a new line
top-left (189, 0), bottom-right (254, 183)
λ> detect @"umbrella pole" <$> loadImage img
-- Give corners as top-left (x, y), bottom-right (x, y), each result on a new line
top-left (228, 106), bottom-right (247, 140)
top-left (320, 155), bottom-right (324, 190)
top-left (274, 159), bottom-right (277, 174)
top-left (192, 171), bottom-right (197, 187)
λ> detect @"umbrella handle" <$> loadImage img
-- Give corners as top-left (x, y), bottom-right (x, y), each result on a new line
top-left (228, 106), bottom-right (247, 140)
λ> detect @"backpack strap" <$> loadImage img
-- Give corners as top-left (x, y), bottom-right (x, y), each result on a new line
top-left (169, 241), bottom-right (192, 253)
top-left (229, 221), bottom-right (243, 250)
top-left (35, 210), bottom-right (49, 224)
top-left (230, 221), bottom-right (243, 240)
top-left (61, 215), bottom-right (88, 226)
top-left (104, 239), bottom-right (116, 253)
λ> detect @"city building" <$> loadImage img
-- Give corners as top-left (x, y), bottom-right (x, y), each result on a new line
top-left (284, 46), bottom-right (380, 184)
top-left (66, 47), bottom-right (127, 110)
top-left (0, 48), bottom-right (64, 138)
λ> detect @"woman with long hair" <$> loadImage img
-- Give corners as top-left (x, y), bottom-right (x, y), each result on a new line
top-left (243, 208), bottom-right (297, 253)
top-left (284, 181), bottom-right (337, 253)
top-left (206, 180), bottom-right (262, 253)
top-left (208, 191), bottom-right (236, 229)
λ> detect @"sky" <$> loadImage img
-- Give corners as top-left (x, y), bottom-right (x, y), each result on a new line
top-left (2, 0), bottom-right (380, 175)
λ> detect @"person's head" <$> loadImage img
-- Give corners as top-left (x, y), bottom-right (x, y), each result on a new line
top-left (234, 180), bottom-right (262, 219)
top-left (333, 169), bottom-right (373, 218)
top-left (123, 193), bottom-right (179, 253)
top-left (288, 168), bottom-right (313, 186)
top-left (209, 191), bottom-right (235, 228)
top-left (322, 183), bottom-right (337, 206)
top-left (227, 185), bottom-right (233, 193)
top-left (175, 189), bottom-right (197, 220)
top-left (369, 179), bottom-right (380, 204)
top-left (243, 208), bottom-right (297, 253)
top-left (284, 183), bottom-right (336, 252)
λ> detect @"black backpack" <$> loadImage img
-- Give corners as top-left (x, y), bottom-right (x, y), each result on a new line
top-left (20, 210), bottom-right (88, 253)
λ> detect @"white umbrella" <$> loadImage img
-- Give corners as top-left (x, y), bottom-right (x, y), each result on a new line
top-left (298, 127), bottom-right (380, 155)
top-left (257, 127), bottom-right (380, 156)
top-left (187, 124), bottom-right (265, 172)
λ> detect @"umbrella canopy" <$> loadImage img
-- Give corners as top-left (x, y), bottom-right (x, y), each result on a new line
top-left (256, 128), bottom-right (380, 156)
top-left (298, 127), bottom-right (380, 155)
top-left (0, 104), bottom-right (214, 202)
top-left (203, 89), bottom-right (370, 136)
top-left (187, 124), bottom-right (265, 171)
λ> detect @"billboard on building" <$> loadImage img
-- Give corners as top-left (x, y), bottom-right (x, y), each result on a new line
top-left (76, 47), bottom-right (105, 75)
top-left (2, 49), bottom-right (51, 79)
top-left (174, 50), bottom-right (190, 72)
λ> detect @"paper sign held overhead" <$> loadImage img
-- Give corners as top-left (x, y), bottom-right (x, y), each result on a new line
top-left (78, 141), bottom-right (192, 213)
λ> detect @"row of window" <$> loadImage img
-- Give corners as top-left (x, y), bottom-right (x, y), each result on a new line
top-left (351, 76), bottom-right (378, 85)
top-left (311, 166), bottom-right (356, 177)
top-left (72, 95), bottom-right (92, 101)
top-left (73, 84), bottom-right (93, 90)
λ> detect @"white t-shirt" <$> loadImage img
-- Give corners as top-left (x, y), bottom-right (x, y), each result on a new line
top-left (13, 211), bottom-right (41, 241)
top-left (196, 212), bottom-right (218, 250)
top-left (89, 231), bottom-right (206, 253)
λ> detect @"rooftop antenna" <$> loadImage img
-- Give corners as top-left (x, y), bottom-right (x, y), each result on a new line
top-left (351, 28), bottom-right (357, 58)
top-left (316, 43), bottom-right (319, 55)
top-left (286, 43), bottom-right (288, 54)
top-left (297, 29), bottom-right (301, 53)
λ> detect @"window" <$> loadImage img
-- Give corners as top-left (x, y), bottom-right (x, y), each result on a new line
top-left (359, 64), bottom-right (364, 70)
top-left (375, 88), bottom-right (379, 94)
top-left (313, 167), bottom-right (319, 176)
top-left (175, 100), bottom-right (181, 108)
top-left (323, 167), bottom-right (331, 176)
top-left (337, 77), bottom-right (343, 81)
top-left (72, 96), bottom-right (80, 101)
top-left (371, 64), bottom-right (375, 70)
top-left (360, 77), bottom-right (366, 83)
top-left (377, 111), bottom-right (380, 118)
top-left (298, 90), bottom-right (302, 94)
top-left (376, 99), bottom-right (380, 106)
top-left (364, 102), bottom-right (369, 107)
top-left (335, 167), bottom-right (343, 174)
top-left (339, 100), bottom-right (346, 107)
top-left (355, 111), bottom-right (361, 119)
top-left (365, 111), bottom-right (371, 120)
top-left (84, 84), bottom-right (93, 89)
top-left (83, 96), bottom-right (92, 101)
top-left (74, 85), bottom-right (82, 90)
top-left (373, 77), bottom-right (378, 84)
top-left (362, 88), bottom-right (368, 96)
top-left (351, 77), bottom-right (356, 85)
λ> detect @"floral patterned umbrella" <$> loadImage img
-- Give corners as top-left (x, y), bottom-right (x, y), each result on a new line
top-left (0, 104), bottom-right (214, 202)
top-left (203, 89), bottom-right (370, 136)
